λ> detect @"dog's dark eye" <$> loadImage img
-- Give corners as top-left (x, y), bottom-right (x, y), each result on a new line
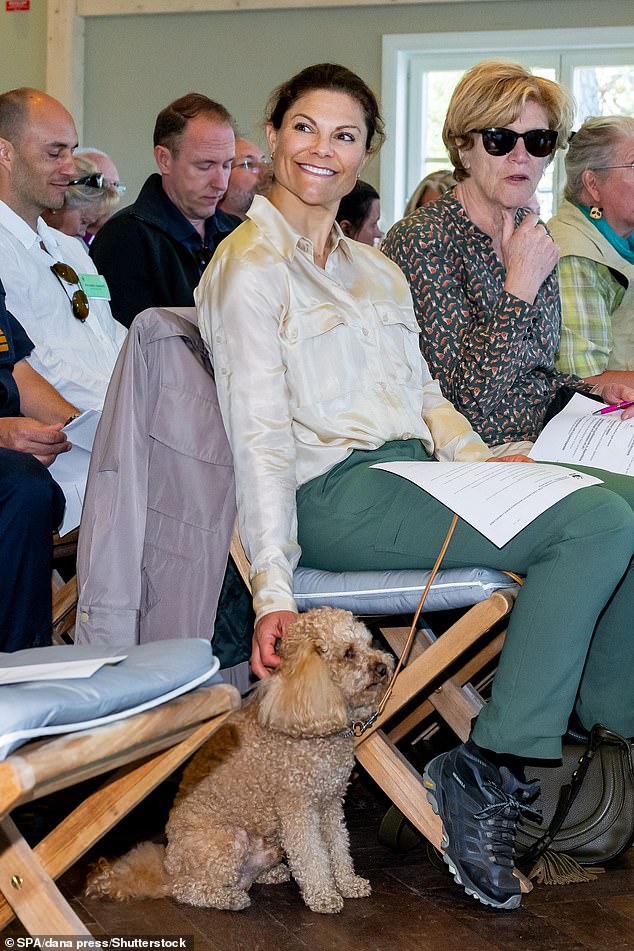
top-left (344, 647), bottom-right (356, 660)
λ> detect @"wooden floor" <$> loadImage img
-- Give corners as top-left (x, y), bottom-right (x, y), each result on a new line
top-left (5, 772), bottom-right (634, 950)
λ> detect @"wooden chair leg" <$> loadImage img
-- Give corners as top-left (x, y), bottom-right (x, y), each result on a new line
top-left (0, 711), bottom-right (231, 932)
top-left (0, 816), bottom-right (91, 936)
top-left (355, 729), bottom-right (444, 849)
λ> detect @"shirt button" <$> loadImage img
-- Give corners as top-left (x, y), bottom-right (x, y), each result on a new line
top-left (362, 328), bottom-right (369, 336)
top-left (80, 611), bottom-right (89, 622)
top-left (298, 239), bottom-right (310, 252)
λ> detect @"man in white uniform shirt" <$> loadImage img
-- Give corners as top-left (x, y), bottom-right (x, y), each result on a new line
top-left (0, 88), bottom-right (126, 411)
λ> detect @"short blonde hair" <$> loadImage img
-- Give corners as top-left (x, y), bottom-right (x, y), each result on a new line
top-left (404, 169), bottom-right (455, 216)
top-left (564, 115), bottom-right (634, 203)
top-left (66, 154), bottom-right (120, 216)
top-left (443, 60), bottom-right (574, 182)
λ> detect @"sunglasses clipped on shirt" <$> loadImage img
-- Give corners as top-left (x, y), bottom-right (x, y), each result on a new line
top-left (50, 262), bottom-right (90, 322)
top-left (69, 173), bottom-right (127, 195)
top-left (475, 127), bottom-right (559, 158)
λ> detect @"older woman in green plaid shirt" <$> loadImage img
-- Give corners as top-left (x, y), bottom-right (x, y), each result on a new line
top-left (549, 116), bottom-right (634, 388)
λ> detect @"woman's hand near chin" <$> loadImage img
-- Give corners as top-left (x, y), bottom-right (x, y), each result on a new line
top-left (502, 213), bottom-right (559, 305)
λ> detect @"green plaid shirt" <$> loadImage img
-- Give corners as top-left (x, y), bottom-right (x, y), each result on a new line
top-left (556, 256), bottom-right (626, 378)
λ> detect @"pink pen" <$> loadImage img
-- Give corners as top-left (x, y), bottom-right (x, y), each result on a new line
top-left (592, 399), bottom-right (634, 416)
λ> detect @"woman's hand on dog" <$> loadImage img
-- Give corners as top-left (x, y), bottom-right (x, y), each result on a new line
top-left (252, 610), bottom-right (299, 679)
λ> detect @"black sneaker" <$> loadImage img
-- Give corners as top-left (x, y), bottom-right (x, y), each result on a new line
top-left (423, 740), bottom-right (540, 910)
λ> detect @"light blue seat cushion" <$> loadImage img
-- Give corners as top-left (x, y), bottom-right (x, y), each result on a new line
top-left (0, 639), bottom-right (221, 760)
top-left (293, 566), bottom-right (519, 615)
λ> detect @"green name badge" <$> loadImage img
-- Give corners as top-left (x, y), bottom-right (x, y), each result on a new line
top-left (78, 273), bottom-right (111, 300)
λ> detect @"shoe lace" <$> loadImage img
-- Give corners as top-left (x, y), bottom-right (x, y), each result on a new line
top-left (473, 781), bottom-right (542, 865)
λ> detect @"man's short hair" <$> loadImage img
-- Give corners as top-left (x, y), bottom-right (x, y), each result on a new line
top-left (0, 87), bottom-right (36, 144)
top-left (153, 93), bottom-right (235, 154)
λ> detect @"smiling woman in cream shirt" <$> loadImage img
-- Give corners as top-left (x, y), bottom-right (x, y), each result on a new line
top-left (196, 63), bottom-right (634, 914)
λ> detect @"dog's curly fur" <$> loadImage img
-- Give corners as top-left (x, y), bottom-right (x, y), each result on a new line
top-left (86, 607), bottom-right (394, 914)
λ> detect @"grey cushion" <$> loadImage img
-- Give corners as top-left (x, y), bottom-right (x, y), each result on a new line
top-left (0, 639), bottom-right (220, 760)
top-left (293, 566), bottom-right (519, 615)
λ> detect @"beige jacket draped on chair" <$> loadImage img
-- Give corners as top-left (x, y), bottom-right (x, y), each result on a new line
top-left (75, 306), bottom-right (236, 646)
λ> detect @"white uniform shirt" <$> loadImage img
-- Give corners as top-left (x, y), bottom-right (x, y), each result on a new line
top-left (0, 200), bottom-right (126, 410)
top-left (196, 196), bottom-right (490, 621)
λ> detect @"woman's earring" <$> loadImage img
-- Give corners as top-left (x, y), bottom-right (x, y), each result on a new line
top-left (270, 151), bottom-right (275, 160)
top-left (590, 206), bottom-right (603, 220)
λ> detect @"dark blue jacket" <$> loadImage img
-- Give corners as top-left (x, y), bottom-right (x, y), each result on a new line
top-left (91, 173), bottom-right (240, 328)
top-left (0, 279), bottom-right (33, 417)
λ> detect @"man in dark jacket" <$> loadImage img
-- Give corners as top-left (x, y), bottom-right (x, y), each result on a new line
top-left (0, 278), bottom-right (76, 650)
top-left (91, 93), bottom-right (241, 328)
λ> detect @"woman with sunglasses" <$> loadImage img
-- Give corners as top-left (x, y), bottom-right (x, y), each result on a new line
top-left (42, 154), bottom-right (124, 247)
top-left (383, 60), bottom-right (634, 452)
top-left (197, 62), bottom-right (634, 914)
top-left (549, 116), bottom-right (634, 387)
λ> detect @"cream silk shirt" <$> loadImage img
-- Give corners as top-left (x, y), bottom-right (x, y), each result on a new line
top-left (0, 200), bottom-right (126, 410)
top-left (196, 196), bottom-right (490, 622)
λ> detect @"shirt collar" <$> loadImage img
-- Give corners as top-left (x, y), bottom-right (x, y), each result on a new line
top-left (0, 199), bottom-right (42, 250)
top-left (247, 195), bottom-right (353, 263)
top-left (36, 217), bottom-right (64, 256)
top-left (0, 200), bottom-right (66, 257)
top-left (155, 176), bottom-right (230, 249)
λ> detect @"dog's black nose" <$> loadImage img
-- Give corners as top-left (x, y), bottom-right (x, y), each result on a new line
top-left (375, 663), bottom-right (388, 678)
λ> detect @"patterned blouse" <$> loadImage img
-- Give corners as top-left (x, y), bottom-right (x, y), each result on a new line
top-left (382, 191), bottom-right (585, 445)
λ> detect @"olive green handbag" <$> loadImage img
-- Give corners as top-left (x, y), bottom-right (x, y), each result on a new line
top-left (516, 725), bottom-right (634, 883)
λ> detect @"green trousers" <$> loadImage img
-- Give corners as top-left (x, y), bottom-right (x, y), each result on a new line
top-left (296, 441), bottom-right (634, 759)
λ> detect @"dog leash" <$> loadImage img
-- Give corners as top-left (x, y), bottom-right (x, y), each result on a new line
top-left (347, 517), bottom-right (524, 739)
top-left (347, 514), bottom-right (460, 738)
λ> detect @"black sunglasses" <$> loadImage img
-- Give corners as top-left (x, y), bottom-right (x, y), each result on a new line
top-left (69, 173), bottom-right (127, 194)
top-left (475, 127), bottom-right (558, 158)
top-left (50, 262), bottom-right (90, 322)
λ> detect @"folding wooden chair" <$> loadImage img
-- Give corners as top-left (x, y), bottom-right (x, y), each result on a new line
top-left (229, 532), bottom-right (531, 891)
top-left (0, 644), bottom-right (240, 936)
top-left (52, 575), bottom-right (78, 644)
top-left (52, 528), bottom-right (79, 645)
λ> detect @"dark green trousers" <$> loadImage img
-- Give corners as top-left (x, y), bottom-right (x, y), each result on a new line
top-left (297, 441), bottom-right (634, 759)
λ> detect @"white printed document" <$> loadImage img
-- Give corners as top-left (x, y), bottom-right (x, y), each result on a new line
top-left (529, 392), bottom-right (634, 475)
top-left (372, 461), bottom-right (602, 547)
top-left (49, 409), bottom-right (101, 535)
top-left (0, 655), bottom-right (127, 686)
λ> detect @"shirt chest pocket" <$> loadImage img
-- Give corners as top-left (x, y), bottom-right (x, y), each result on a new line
top-left (280, 305), bottom-right (359, 406)
top-left (372, 302), bottom-right (423, 382)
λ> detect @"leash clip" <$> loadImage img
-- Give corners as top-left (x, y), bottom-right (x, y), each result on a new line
top-left (352, 712), bottom-right (378, 737)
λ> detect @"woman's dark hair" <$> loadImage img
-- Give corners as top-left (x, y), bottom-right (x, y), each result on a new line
top-left (336, 180), bottom-right (380, 232)
top-left (266, 63), bottom-right (385, 153)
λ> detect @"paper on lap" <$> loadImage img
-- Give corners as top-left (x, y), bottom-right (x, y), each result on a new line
top-left (49, 409), bottom-right (101, 535)
top-left (372, 460), bottom-right (602, 547)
